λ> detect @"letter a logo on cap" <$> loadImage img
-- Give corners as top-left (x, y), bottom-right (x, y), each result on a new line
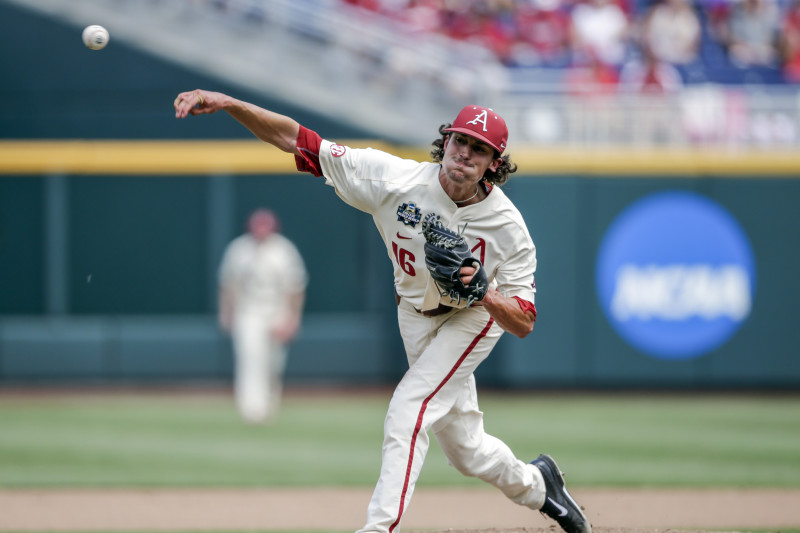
top-left (466, 110), bottom-right (489, 132)
top-left (444, 105), bottom-right (509, 154)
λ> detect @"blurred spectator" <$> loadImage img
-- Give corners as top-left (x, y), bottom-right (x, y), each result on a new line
top-left (779, 0), bottom-right (800, 81)
top-left (342, 0), bottom-right (383, 11)
top-left (399, 0), bottom-right (445, 33)
top-left (638, 0), bottom-right (702, 65)
top-left (470, 4), bottom-right (518, 64)
top-left (440, 3), bottom-right (482, 41)
top-left (218, 209), bottom-right (308, 424)
top-left (569, 0), bottom-right (630, 66)
top-left (512, 0), bottom-right (572, 67)
top-left (438, 1), bottom-right (518, 63)
top-left (564, 52), bottom-right (621, 141)
top-left (619, 45), bottom-right (684, 92)
top-left (619, 45), bottom-right (685, 143)
top-left (714, 0), bottom-right (781, 67)
top-left (565, 52), bottom-right (620, 94)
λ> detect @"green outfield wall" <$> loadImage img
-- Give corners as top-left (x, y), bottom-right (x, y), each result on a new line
top-left (1, 148), bottom-right (798, 389)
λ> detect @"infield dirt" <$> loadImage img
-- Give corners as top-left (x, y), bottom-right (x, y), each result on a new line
top-left (1, 487), bottom-right (798, 532)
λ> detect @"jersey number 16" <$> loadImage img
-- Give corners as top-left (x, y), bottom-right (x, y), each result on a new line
top-left (392, 238), bottom-right (486, 277)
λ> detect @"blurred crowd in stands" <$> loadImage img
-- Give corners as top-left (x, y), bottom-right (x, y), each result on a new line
top-left (342, 0), bottom-right (800, 88)
top-left (202, 0), bottom-right (799, 145)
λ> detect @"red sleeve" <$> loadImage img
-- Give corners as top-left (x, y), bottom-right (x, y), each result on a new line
top-left (294, 125), bottom-right (324, 177)
top-left (512, 296), bottom-right (537, 322)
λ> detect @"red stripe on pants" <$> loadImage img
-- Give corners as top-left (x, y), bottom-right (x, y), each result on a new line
top-left (388, 318), bottom-right (495, 533)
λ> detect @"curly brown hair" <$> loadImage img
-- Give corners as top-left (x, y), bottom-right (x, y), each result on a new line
top-left (430, 124), bottom-right (517, 187)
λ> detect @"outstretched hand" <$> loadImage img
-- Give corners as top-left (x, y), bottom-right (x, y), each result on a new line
top-left (173, 89), bottom-right (221, 118)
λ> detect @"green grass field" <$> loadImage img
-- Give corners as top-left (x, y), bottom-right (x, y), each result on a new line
top-left (1, 389), bottom-right (799, 490)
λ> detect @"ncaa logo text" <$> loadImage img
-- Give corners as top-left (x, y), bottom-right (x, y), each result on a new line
top-left (595, 191), bottom-right (756, 360)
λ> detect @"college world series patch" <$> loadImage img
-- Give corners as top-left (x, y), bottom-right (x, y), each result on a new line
top-left (397, 202), bottom-right (422, 227)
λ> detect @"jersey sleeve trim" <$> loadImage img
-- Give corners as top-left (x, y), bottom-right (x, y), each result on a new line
top-left (294, 125), bottom-right (323, 177)
top-left (512, 296), bottom-right (537, 321)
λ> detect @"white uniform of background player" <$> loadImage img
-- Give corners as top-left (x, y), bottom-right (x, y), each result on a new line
top-left (175, 90), bottom-right (592, 533)
top-left (218, 209), bottom-right (307, 423)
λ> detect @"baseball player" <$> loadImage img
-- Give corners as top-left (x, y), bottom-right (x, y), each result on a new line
top-left (174, 89), bottom-right (591, 533)
top-left (218, 208), bottom-right (307, 423)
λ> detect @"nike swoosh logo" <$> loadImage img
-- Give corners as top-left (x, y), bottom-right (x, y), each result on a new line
top-left (548, 497), bottom-right (568, 517)
top-left (396, 232), bottom-right (412, 239)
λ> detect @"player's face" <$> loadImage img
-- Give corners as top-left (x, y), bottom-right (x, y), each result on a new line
top-left (249, 212), bottom-right (278, 241)
top-left (441, 133), bottom-right (501, 186)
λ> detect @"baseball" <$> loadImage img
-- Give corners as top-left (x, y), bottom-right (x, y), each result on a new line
top-left (82, 25), bottom-right (109, 50)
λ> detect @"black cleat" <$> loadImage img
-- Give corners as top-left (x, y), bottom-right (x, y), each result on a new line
top-left (531, 454), bottom-right (592, 533)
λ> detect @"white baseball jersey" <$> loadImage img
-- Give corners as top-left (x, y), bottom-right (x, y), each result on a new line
top-left (218, 232), bottom-right (307, 317)
top-left (315, 140), bottom-right (536, 311)
top-left (296, 128), bottom-right (544, 533)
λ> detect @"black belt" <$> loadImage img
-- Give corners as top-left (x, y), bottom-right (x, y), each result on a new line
top-left (394, 289), bottom-right (454, 317)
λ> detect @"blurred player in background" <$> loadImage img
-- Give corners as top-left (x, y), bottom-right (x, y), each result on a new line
top-left (175, 89), bottom-right (591, 533)
top-left (218, 208), bottom-right (308, 423)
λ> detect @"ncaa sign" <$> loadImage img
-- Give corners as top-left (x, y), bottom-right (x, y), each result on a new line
top-left (596, 191), bottom-right (756, 360)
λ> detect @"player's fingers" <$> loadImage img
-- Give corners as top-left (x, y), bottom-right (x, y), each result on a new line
top-left (174, 92), bottom-right (192, 118)
top-left (187, 90), bottom-right (207, 115)
top-left (173, 91), bottom-right (191, 111)
top-left (173, 90), bottom-right (206, 118)
top-left (460, 266), bottom-right (475, 284)
top-left (459, 265), bottom-right (477, 284)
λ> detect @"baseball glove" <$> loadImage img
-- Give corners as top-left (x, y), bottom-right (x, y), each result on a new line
top-left (421, 212), bottom-right (488, 308)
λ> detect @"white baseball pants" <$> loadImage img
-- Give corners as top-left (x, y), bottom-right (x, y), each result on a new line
top-left (356, 299), bottom-right (546, 533)
top-left (231, 311), bottom-right (286, 423)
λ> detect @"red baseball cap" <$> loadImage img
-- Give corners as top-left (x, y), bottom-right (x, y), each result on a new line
top-left (444, 105), bottom-right (508, 154)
